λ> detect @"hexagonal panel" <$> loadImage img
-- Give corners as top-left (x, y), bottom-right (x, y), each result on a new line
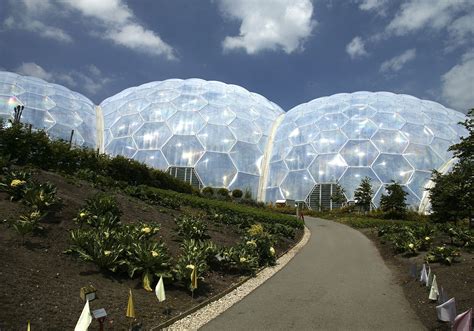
top-left (265, 187), bottom-right (284, 202)
top-left (430, 137), bottom-right (453, 160)
top-left (371, 129), bottom-right (408, 153)
top-left (407, 170), bottom-right (432, 200)
top-left (110, 114), bottom-right (142, 138)
top-left (426, 121), bottom-right (457, 141)
top-left (309, 154), bottom-right (347, 183)
top-left (134, 150), bottom-right (169, 170)
top-left (140, 103), bottom-right (177, 122)
top-left (401, 123), bottom-right (433, 145)
top-left (133, 122), bottom-right (172, 150)
top-left (312, 130), bottom-right (347, 154)
top-left (106, 136), bottom-right (137, 158)
top-left (317, 113), bottom-right (348, 130)
top-left (48, 107), bottom-right (83, 127)
top-left (343, 105), bottom-right (376, 119)
top-left (284, 144), bottom-right (317, 171)
top-left (372, 154), bottom-right (414, 184)
top-left (22, 108), bottom-right (55, 131)
top-left (267, 161), bottom-right (289, 187)
top-left (338, 167), bottom-right (381, 201)
top-left (229, 118), bottom-right (262, 144)
top-left (196, 124), bottom-right (236, 152)
top-left (118, 98), bottom-right (149, 115)
top-left (288, 124), bottom-right (319, 146)
top-left (229, 141), bottom-right (262, 175)
top-left (168, 111), bottom-right (205, 135)
top-left (340, 140), bottom-right (379, 167)
top-left (172, 94), bottom-right (207, 111)
top-left (404, 144), bottom-right (444, 171)
top-left (280, 170), bottom-right (315, 200)
top-left (342, 118), bottom-right (378, 139)
top-left (146, 88), bottom-right (180, 103)
top-left (200, 104), bottom-right (235, 125)
top-left (274, 122), bottom-right (297, 142)
top-left (162, 135), bottom-right (204, 167)
top-left (195, 152), bottom-right (237, 187)
top-left (228, 173), bottom-right (260, 199)
top-left (371, 112), bottom-right (405, 130)
top-left (270, 139), bottom-right (292, 162)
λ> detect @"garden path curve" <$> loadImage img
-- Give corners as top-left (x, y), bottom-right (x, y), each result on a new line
top-left (201, 217), bottom-right (424, 330)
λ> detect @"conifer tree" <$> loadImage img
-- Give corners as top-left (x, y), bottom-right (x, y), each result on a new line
top-left (354, 177), bottom-right (373, 212)
top-left (380, 181), bottom-right (408, 219)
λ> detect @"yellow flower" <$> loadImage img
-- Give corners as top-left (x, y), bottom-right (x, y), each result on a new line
top-left (79, 212), bottom-right (86, 218)
top-left (30, 211), bottom-right (41, 219)
top-left (425, 236), bottom-right (430, 241)
top-left (186, 264), bottom-right (195, 270)
top-left (10, 179), bottom-right (26, 187)
top-left (239, 257), bottom-right (247, 263)
top-left (408, 243), bottom-right (414, 249)
top-left (269, 247), bottom-right (275, 256)
top-left (104, 251), bottom-right (112, 256)
top-left (439, 246), bottom-right (445, 251)
top-left (39, 192), bottom-right (45, 201)
top-left (141, 227), bottom-right (151, 234)
top-left (151, 250), bottom-right (159, 257)
top-left (246, 240), bottom-right (256, 247)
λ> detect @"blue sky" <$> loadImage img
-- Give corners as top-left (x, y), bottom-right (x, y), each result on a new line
top-left (0, 0), bottom-right (473, 112)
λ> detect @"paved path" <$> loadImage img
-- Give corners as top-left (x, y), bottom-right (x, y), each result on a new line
top-left (202, 217), bottom-right (424, 331)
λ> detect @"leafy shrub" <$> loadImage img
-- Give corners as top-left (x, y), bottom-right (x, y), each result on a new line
top-left (125, 240), bottom-right (172, 291)
top-left (22, 182), bottom-right (62, 215)
top-left (426, 245), bottom-right (461, 265)
top-left (202, 187), bottom-right (214, 197)
top-left (11, 210), bottom-right (43, 244)
top-left (0, 169), bottom-right (32, 201)
top-left (174, 239), bottom-right (209, 290)
top-left (440, 225), bottom-right (473, 248)
top-left (245, 224), bottom-right (276, 266)
top-left (217, 188), bottom-right (229, 197)
top-left (232, 189), bottom-right (243, 198)
top-left (83, 193), bottom-right (122, 219)
top-left (175, 215), bottom-right (208, 240)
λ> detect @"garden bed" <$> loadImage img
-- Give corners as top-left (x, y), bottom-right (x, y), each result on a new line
top-left (0, 170), bottom-right (303, 330)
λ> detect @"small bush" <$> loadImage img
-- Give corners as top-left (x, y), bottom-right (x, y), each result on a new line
top-left (426, 245), bottom-right (461, 265)
top-left (174, 239), bottom-right (210, 291)
top-left (202, 187), bottom-right (214, 197)
top-left (232, 189), bottom-right (243, 198)
top-left (217, 188), bottom-right (229, 197)
top-left (175, 215), bottom-right (208, 240)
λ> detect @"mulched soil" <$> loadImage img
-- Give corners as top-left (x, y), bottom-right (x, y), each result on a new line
top-left (362, 229), bottom-right (474, 331)
top-left (0, 170), bottom-right (302, 330)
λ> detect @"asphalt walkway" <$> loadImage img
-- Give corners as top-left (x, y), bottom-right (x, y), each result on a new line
top-left (201, 217), bottom-right (424, 331)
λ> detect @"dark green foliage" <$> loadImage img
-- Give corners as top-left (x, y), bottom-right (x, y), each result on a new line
top-left (380, 181), bottom-right (408, 219)
top-left (217, 187), bottom-right (229, 197)
top-left (426, 245), bottom-right (460, 265)
top-left (330, 182), bottom-right (346, 207)
top-left (175, 214), bottom-right (209, 240)
top-left (0, 169), bottom-right (32, 201)
top-left (202, 187), bottom-right (214, 197)
top-left (22, 182), bottom-right (62, 216)
top-left (430, 109), bottom-right (473, 224)
top-left (354, 177), bottom-right (373, 212)
top-left (243, 188), bottom-right (253, 199)
top-left (232, 189), bottom-right (243, 198)
top-left (0, 122), bottom-right (193, 194)
top-left (173, 239), bottom-right (210, 290)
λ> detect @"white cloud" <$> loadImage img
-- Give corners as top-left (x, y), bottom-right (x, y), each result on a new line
top-left (346, 36), bottom-right (368, 59)
top-left (441, 50), bottom-right (474, 111)
top-left (218, 0), bottom-right (316, 54)
top-left (447, 13), bottom-right (474, 47)
top-left (380, 48), bottom-right (416, 73)
top-left (14, 62), bottom-right (112, 95)
top-left (16, 62), bottom-right (54, 81)
top-left (5, 0), bottom-right (175, 59)
top-left (357, 0), bottom-right (388, 14)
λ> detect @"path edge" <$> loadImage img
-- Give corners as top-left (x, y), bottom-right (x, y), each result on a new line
top-left (152, 225), bottom-right (311, 330)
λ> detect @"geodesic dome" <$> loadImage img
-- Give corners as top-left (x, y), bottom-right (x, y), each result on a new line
top-left (99, 78), bottom-right (284, 197)
top-left (0, 71), bottom-right (96, 148)
top-left (263, 92), bottom-right (468, 209)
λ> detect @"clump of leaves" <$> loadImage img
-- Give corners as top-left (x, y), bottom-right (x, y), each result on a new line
top-left (11, 210), bottom-right (43, 244)
top-left (426, 245), bottom-right (461, 265)
top-left (0, 169), bottom-right (32, 201)
top-left (22, 182), bottom-right (62, 216)
top-left (245, 223), bottom-right (276, 266)
top-left (175, 214), bottom-right (208, 240)
top-left (173, 239), bottom-right (210, 291)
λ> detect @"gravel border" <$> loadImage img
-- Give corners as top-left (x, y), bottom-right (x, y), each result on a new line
top-left (162, 225), bottom-right (311, 330)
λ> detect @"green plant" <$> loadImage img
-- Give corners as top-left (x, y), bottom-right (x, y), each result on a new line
top-left (174, 239), bottom-right (209, 291)
top-left (217, 188), bottom-right (229, 198)
top-left (426, 245), bottom-right (461, 265)
top-left (175, 215), bottom-right (209, 240)
top-left (354, 177), bottom-right (373, 212)
top-left (11, 210), bottom-right (42, 244)
top-left (22, 182), bottom-right (62, 215)
top-left (380, 181), bottom-right (409, 219)
top-left (202, 187), bottom-right (214, 197)
top-left (125, 240), bottom-right (172, 291)
top-left (0, 169), bottom-right (32, 201)
top-left (232, 189), bottom-right (243, 198)
top-left (82, 193), bottom-right (122, 219)
top-left (243, 188), bottom-right (253, 199)
top-left (245, 223), bottom-right (277, 266)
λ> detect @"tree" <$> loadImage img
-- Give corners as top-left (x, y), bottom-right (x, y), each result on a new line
top-left (380, 181), bottom-right (408, 219)
top-left (429, 109), bottom-right (473, 225)
top-left (330, 182), bottom-right (346, 208)
top-left (354, 177), bottom-right (373, 212)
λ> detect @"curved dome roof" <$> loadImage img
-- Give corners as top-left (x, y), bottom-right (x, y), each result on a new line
top-left (263, 91), bottom-right (468, 209)
top-left (0, 71), bottom-right (97, 147)
top-left (100, 78), bottom-right (284, 197)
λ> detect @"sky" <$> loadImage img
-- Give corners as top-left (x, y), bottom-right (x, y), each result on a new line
top-left (0, 0), bottom-right (473, 113)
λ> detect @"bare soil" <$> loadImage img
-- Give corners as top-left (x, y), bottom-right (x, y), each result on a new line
top-left (362, 229), bottom-right (474, 331)
top-left (0, 170), bottom-right (302, 330)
